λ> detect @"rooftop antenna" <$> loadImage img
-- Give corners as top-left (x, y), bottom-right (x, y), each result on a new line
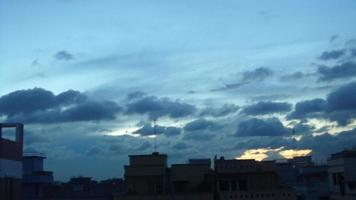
top-left (292, 128), bottom-right (297, 149)
top-left (153, 119), bottom-right (157, 152)
top-left (291, 128), bottom-right (298, 159)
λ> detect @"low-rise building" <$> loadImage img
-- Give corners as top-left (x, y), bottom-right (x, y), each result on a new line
top-left (215, 157), bottom-right (297, 200)
top-left (124, 152), bottom-right (168, 195)
top-left (328, 149), bottom-right (356, 200)
top-left (115, 153), bottom-right (214, 200)
top-left (295, 165), bottom-right (329, 200)
top-left (23, 152), bottom-right (54, 200)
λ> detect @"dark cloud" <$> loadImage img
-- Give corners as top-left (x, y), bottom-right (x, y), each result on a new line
top-left (56, 90), bottom-right (87, 105)
top-left (329, 35), bottom-right (339, 43)
top-left (288, 82), bottom-right (356, 126)
top-left (126, 91), bottom-right (146, 100)
top-left (241, 101), bottom-right (292, 116)
top-left (126, 95), bottom-right (196, 119)
top-left (250, 94), bottom-right (291, 102)
top-left (317, 62), bottom-right (356, 81)
top-left (0, 88), bottom-right (57, 116)
top-left (172, 142), bottom-right (189, 150)
top-left (235, 118), bottom-right (291, 137)
top-left (279, 72), bottom-right (313, 81)
top-left (292, 122), bottom-right (315, 135)
top-left (325, 82), bottom-right (356, 125)
top-left (183, 118), bottom-right (220, 132)
top-left (135, 141), bottom-right (152, 151)
top-left (319, 49), bottom-right (346, 60)
top-left (108, 144), bottom-right (126, 154)
top-left (287, 98), bottom-right (327, 120)
top-left (351, 49), bottom-right (356, 57)
top-left (327, 81), bottom-right (356, 111)
top-left (183, 131), bottom-right (215, 141)
top-left (200, 104), bottom-right (239, 117)
top-left (134, 123), bottom-right (182, 137)
top-left (54, 50), bottom-right (74, 61)
top-left (0, 88), bottom-right (120, 123)
top-left (241, 67), bottom-right (274, 82)
top-left (297, 129), bottom-right (356, 159)
top-left (87, 147), bottom-right (104, 156)
top-left (7, 101), bottom-right (120, 123)
top-left (133, 124), bottom-right (165, 136)
top-left (164, 127), bottom-right (182, 136)
top-left (211, 67), bottom-right (274, 91)
top-left (24, 130), bottom-right (49, 145)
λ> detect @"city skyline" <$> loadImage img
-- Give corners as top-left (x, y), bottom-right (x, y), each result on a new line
top-left (1, 0), bottom-right (356, 181)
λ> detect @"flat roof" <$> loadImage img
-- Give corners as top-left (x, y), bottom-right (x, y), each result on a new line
top-left (129, 152), bottom-right (167, 157)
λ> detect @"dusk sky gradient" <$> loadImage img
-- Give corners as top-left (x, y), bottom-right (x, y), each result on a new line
top-left (1, 0), bottom-right (356, 181)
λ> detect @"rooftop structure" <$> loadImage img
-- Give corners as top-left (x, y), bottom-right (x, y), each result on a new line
top-left (23, 153), bottom-right (53, 200)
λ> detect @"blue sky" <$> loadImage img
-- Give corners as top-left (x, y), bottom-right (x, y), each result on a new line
top-left (1, 0), bottom-right (356, 181)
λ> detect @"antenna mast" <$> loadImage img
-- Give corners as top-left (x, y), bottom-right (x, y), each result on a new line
top-left (153, 119), bottom-right (157, 152)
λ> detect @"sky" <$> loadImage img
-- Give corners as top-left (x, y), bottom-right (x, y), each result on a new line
top-left (1, 0), bottom-right (356, 181)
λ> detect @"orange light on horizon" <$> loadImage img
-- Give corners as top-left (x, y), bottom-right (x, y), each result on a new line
top-left (236, 147), bottom-right (312, 161)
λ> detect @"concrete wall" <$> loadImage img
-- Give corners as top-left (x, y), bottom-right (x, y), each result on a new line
top-left (0, 159), bottom-right (22, 178)
top-left (23, 156), bottom-right (44, 174)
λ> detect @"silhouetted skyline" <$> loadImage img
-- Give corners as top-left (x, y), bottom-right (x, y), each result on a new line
top-left (1, 0), bottom-right (356, 181)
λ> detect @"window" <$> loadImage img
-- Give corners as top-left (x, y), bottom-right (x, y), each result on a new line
top-left (333, 173), bottom-right (337, 185)
top-left (231, 180), bottom-right (237, 191)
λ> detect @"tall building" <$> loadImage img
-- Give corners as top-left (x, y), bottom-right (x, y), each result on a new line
top-left (328, 149), bottom-right (356, 200)
top-left (214, 157), bottom-right (296, 200)
top-left (23, 152), bottom-right (53, 200)
top-left (0, 123), bottom-right (24, 200)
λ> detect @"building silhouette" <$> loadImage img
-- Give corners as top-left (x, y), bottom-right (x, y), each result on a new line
top-left (23, 152), bottom-right (53, 200)
top-left (214, 157), bottom-right (296, 200)
top-left (0, 123), bottom-right (24, 200)
top-left (124, 152), bottom-right (168, 195)
top-left (328, 150), bottom-right (356, 200)
top-left (2, 122), bottom-right (356, 200)
top-left (115, 152), bottom-right (297, 200)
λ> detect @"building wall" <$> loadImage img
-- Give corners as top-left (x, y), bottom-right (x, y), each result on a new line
top-left (328, 150), bottom-right (356, 200)
top-left (0, 178), bottom-right (22, 200)
top-left (124, 153), bottom-right (169, 195)
top-left (0, 123), bottom-right (24, 200)
top-left (23, 156), bottom-right (44, 174)
top-left (296, 166), bottom-right (329, 200)
top-left (171, 164), bottom-right (213, 193)
top-left (171, 164), bottom-right (210, 182)
top-left (0, 159), bottom-right (22, 178)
